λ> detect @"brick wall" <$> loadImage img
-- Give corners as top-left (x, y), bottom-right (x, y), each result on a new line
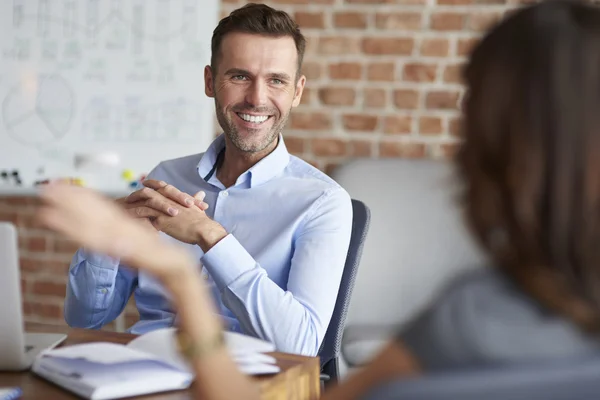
top-left (1, 0), bottom-right (526, 329)
top-left (0, 197), bottom-right (139, 330)
top-left (219, 0), bottom-right (526, 174)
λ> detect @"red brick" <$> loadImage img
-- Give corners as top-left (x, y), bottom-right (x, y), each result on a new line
top-left (270, 0), bottom-right (334, 3)
top-left (457, 38), bottom-right (479, 56)
top-left (379, 142), bottom-right (426, 158)
top-left (426, 90), bottom-right (461, 110)
top-left (443, 63), bottom-right (464, 83)
top-left (437, 0), bottom-right (472, 4)
top-left (393, 89), bottom-right (419, 109)
top-left (343, 114), bottom-right (379, 131)
top-left (17, 213), bottom-right (47, 229)
top-left (363, 88), bottom-right (387, 108)
top-left (375, 12), bottom-right (422, 30)
top-left (32, 281), bottom-right (67, 297)
top-left (305, 36), bottom-right (319, 55)
top-left (403, 63), bottom-right (438, 82)
top-left (333, 12), bottom-right (367, 28)
top-left (4, 197), bottom-right (36, 206)
top-left (469, 11), bottom-right (503, 32)
top-left (349, 140), bottom-right (373, 157)
top-left (284, 136), bottom-right (306, 154)
top-left (19, 257), bottom-right (39, 273)
top-left (362, 38), bottom-right (414, 55)
top-left (53, 237), bottom-right (80, 255)
top-left (367, 62), bottom-right (396, 81)
top-left (419, 117), bottom-right (444, 135)
top-left (312, 138), bottom-right (346, 157)
top-left (420, 38), bottom-right (450, 57)
top-left (328, 62), bottom-right (363, 80)
top-left (302, 62), bottom-right (322, 79)
top-left (24, 301), bottom-right (62, 319)
top-left (346, 0), bottom-right (425, 3)
top-left (290, 112), bottom-right (332, 130)
top-left (0, 211), bottom-right (18, 224)
top-left (449, 117), bottom-right (462, 137)
top-left (300, 88), bottom-right (312, 105)
top-left (383, 116), bottom-right (412, 134)
top-left (440, 143), bottom-right (460, 158)
top-left (319, 36), bottom-right (361, 55)
top-left (294, 12), bottom-right (326, 29)
top-left (431, 12), bottom-right (467, 31)
top-left (318, 87), bottom-right (356, 106)
top-left (44, 260), bottom-right (71, 275)
top-left (27, 235), bottom-right (48, 252)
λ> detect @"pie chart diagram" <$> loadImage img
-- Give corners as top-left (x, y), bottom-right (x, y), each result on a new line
top-left (2, 75), bottom-right (75, 147)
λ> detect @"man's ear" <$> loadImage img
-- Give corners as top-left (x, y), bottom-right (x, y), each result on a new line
top-left (204, 65), bottom-right (215, 98)
top-left (291, 75), bottom-right (306, 108)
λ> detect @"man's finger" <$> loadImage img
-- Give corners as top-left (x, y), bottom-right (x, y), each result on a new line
top-left (193, 191), bottom-right (208, 210)
top-left (126, 206), bottom-right (163, 219)
top-left (142, 179), bottom-right (168, 190)
top-left (125, 187), bottom-right (158, 204)
top-left (124, 199), bottom-right (179, 216)
top-left (157, 184), bottom-right (196, 208)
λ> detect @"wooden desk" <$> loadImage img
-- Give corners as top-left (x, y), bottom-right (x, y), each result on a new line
top-left (0, 326), bottom-right (321, 400)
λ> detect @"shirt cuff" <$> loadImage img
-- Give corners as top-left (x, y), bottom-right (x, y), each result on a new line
top-left (200, 234), bottom-right (257, 291)
top-left (79, 248), bottom-right (120, 269)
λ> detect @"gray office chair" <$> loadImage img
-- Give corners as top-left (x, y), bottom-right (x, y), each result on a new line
top-left (319, 199), bottom-right (371, 387)
top-left (360, 355), bottom-right (600, 400)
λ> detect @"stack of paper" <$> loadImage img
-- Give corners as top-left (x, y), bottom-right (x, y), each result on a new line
top-left (31, 328), bottom-right (280, 400)
top-left (126, 327), bottom-right (280, 375)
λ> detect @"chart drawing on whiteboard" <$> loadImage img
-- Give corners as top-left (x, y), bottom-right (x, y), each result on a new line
top-left (2, 74), bottom-right (74, 147)
top-left (0, 0), bottom-right (216, 192)
top-left (1, 0), bottom-right (212, 145)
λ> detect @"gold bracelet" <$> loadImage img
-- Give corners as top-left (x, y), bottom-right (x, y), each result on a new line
top-left (175, 328), bottom-right (225, 362)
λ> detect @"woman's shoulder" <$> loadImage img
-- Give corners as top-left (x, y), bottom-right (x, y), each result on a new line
top-left (398, 268), bottom-right (600, 370)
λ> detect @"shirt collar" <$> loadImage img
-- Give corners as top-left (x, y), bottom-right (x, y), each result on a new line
top-left (197, 133), bottom-right (290, 188)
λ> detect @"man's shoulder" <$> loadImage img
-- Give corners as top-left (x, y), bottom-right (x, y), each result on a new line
top-left (152, 153), bottom-right (205, 174)
top-left (286, 155), bottom-right (344, 191)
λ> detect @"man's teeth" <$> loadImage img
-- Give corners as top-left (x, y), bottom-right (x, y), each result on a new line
top-left (238, 113), bottom-right (269, 123)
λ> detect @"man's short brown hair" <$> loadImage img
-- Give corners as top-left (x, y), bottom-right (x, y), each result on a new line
top-left (210, 3), bottom-right (306, 78)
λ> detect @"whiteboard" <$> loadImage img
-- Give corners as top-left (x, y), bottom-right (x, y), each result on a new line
top-left (0, 0), bottom-right (217, 194)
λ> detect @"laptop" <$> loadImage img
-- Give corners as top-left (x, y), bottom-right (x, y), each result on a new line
top-left (0, 221), bottom-right (67, 371)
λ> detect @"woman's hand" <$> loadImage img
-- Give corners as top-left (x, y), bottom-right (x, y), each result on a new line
top-left (37, 183), bottom-right (194, 282)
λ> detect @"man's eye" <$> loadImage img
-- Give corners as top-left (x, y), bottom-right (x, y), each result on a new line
top-left (232, 75), bottom-right (247, 80)
top-left (272, 79), bottom-right (283, 85)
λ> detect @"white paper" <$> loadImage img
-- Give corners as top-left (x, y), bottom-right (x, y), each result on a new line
top-left (39, 342), bottom-right (165, 365)
top-left (126, 328), bottom-right (280, 375)
top-left (128, 328), bottom-right (277, 358)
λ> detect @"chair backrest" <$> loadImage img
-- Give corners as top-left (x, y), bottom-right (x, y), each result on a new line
top-left (330, 159), bottom-right (489, 367)
top-left (318, 199), bottom-right (371, 366)
top-left (360, 356), bottom-right (600, 400)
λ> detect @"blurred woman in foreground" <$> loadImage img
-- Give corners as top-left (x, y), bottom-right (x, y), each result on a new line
top-left (38, 1), bottom-right (600, 398)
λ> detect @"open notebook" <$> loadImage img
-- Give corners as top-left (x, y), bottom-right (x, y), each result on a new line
top-left (31, 328), bottom-right (280, 400)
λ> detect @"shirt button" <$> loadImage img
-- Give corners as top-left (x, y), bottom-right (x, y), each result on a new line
top-left (221, 191), bottom-right (229, 197)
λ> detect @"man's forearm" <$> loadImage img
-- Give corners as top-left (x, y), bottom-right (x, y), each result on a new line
top-left (64, 249), bottom-right (133, 328)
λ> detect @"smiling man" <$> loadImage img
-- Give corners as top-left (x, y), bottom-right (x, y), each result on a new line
top-left (62, 3), bottom-right (353, 357)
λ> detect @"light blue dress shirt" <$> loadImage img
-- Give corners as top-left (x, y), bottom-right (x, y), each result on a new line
top-left (63, 134), bottom-right (353, 356)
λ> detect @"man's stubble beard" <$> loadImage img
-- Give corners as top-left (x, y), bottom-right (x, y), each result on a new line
top-left (214, 98), bottom-right (292, 153)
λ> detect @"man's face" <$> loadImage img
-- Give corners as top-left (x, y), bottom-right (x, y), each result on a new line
top-left (205, 33), bottom-right (306, 154)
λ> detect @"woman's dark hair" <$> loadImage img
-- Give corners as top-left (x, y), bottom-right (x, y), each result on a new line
top-left (456, 0), bottom-right (600, 332)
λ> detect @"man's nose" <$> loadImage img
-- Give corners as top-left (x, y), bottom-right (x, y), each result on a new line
top-left (245, 81), bottom-right (268, 107)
